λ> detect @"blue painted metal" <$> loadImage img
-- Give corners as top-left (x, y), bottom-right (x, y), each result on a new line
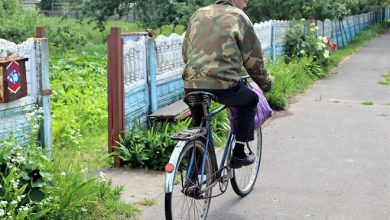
top-left (148, 38), bottom-right (158, 113)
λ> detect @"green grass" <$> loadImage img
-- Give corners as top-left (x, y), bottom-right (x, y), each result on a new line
top-left (329, 21), bottom-right (390, 69)
top-left (137, 198), bottom-right (157, 207)
top-left (379, 69), bottom-right (390, 85)
top-left (361, 101), bottom-right (374, 105)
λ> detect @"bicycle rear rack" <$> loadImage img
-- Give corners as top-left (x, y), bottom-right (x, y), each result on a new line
top-left (171, 127), bottom-right (207, 141)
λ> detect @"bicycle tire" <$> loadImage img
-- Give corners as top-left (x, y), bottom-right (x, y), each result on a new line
top-left (165, 139), bottom-right (215, 220)
top-left (231, 127), bottom-right (262, 197)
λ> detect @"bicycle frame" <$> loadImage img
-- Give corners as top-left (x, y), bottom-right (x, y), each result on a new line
top-left (165, 104), bottom-right (235, 194)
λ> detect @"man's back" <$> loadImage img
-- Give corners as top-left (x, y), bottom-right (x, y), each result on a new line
top-left (182, 3), bottom-right (256, 90)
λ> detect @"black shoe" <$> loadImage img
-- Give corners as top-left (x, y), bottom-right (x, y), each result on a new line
top-left (230, 154), bottom-right (255, 169)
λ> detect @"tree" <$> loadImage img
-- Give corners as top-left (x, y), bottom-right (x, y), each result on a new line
top-left (38, 0), bottom-right (83, 10)
top-left (0, 0), bottom-right (37, 43)
top-left (81, 0), bottom-right (212, 31)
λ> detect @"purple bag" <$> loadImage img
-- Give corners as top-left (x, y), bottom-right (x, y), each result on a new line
top-left (229, 82), bottom-right (272, 134)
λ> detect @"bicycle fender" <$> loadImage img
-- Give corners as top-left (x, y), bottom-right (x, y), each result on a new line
top-left (165, 141), bottom-right (187, 193)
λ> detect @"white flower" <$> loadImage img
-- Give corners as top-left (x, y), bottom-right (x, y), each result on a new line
top-left (316, 41), bottom-right (326, 50)
top-left (0, 201), bottom-right (7, 206)
top-left (99, 172), bottom-right (107, 182)
top-left (323, 50), bottom-right (330, 58)
top-left (60, 172), bottom-right (66, 176)
top-left (11, 200), bottom-right (18, 205)
top-left (0, 209), bottom-right (4, 217)
top-left (299, 50), bottom-right (306, 55)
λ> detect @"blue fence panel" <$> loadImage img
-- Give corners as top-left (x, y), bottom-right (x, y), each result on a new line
top-left (156, 75), bottom-right (184, 109)
top-left (124, 85), bottom-right (150, 129)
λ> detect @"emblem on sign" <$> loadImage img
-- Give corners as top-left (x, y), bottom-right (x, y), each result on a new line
top-left (6, 61), bottom-right (22, 93)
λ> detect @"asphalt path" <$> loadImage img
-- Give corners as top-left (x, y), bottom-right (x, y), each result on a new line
top-left (140, 30), bottom-right (390, 220)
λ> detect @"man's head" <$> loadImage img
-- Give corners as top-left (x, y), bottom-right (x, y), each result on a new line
top-left (232, 0), bottom-right (247, 10)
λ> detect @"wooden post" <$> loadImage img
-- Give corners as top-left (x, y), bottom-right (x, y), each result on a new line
top-left (107, 27), bottom-right (124, 167)
top-left (36, 27), bottom-right (45, 38)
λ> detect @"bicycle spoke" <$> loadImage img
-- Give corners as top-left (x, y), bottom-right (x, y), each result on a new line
top-left (231, 127), bottom-right (262, 197)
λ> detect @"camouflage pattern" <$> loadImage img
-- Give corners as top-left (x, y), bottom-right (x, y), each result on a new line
top-left (182, 0), bottom-right (272, 91)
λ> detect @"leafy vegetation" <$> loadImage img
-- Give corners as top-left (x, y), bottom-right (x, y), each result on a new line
top-left (265, 57), bottom-right (323, 109)
top-left (379, 69), bottom-right (390, 85)
top-left (50, 48), bottom-right (107, 149)
top-left (0, 0), bottom-right (37, 43)
top-left (361, 101), bottom-right (374, 105)
top-left (0, 111), bottom-right (137, 219)
top-left (117, 119), bottom-right (191, 170)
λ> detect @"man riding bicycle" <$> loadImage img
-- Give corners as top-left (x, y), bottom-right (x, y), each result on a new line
top-left (182, 0), bottom-right (273, 169)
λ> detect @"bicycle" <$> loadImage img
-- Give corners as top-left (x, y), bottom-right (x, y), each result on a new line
top-left (164, 78), bottom-right (263, 220)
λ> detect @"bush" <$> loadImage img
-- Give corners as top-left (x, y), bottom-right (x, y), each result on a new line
top-left (0, 114), bottom-right (136, 219)
top-left (118, 118), bottom-right (191, 170)
top-left (45, 24), bottom-right (87, 50)
top-left (266, 57), bottom-right (324, 109)
top-left (118, 101), bottom-right (232, 170)
top-left (285, 19), bottom-right (336, 71)
top-left (0, 0), bottom-right (37, 43)
top-left (50, 49), bottom-right (107, 148)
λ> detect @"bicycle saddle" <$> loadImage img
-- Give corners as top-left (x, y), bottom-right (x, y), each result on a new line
top-left (184, 91), bottom-right (216, 107)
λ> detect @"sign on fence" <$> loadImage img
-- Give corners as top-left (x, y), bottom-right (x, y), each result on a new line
top-left (0, 28), bottom-right (52, 155)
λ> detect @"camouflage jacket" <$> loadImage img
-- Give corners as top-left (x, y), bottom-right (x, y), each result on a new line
top-left (182, 0), bottom-right (272, 91)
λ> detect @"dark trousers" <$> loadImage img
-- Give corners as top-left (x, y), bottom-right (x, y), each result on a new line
top-left (185, 82), bottom-right (259, 142)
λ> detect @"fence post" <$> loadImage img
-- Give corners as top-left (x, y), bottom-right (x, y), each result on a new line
top-left (271, 20), bottom-right (276, 62)
top-left (36, 27), bottom-right (45, 38)
top-left (35, 27), bottom-right (53, 158)
top-left (107, 27), bottom-right (124, 167)
top-left (147, 37), bottom-right (158, 113)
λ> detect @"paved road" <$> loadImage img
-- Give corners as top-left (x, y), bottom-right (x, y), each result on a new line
top-left (140, 31), bottom-right (390, 220)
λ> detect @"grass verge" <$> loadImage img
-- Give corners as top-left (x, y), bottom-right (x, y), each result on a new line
top-left (329, 21), bottom-right (390, 69)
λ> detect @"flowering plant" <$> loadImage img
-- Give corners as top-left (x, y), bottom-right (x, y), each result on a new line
top-left (0, 107), bottom-right (53, 219)
top-left (285, 20), bottom-right (337, 74)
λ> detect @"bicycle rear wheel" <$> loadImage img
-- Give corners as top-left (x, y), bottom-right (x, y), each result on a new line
top-left (231, 127), bottom-right (262, 197)
top-left (165, 139), bottom-right (215, 220)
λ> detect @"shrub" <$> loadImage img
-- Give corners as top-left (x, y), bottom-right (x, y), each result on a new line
top-left (0, 140), bottom-right (52, 219)
top-left (50, 49), bottom-right (107, 149)
top-left (0, 0), bottom-right (37, 43)
top-left (118, 101), bottom-right (233, 170)
top-left (266, 57), bottom-right (323, 109)
top-left (45, 24), bottom-right (87, 50)
top-left (285, 19), bottom-right (336, 71)
top-left (118, 118), bottom-right (191, 170)
top-left (0, 108), bottom-right (136, 219)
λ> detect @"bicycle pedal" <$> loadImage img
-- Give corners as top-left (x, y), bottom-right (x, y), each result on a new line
top-left (171, 128), bottom-right (207, 141)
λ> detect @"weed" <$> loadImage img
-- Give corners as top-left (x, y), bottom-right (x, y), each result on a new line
top-left (361, 101), bottom-right (374, 105)
top-left (378, 70), bottom-right (390, 85)
top-left (138, 198), bottom-right (157, 207)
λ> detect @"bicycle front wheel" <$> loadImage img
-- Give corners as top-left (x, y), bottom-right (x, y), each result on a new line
top-left (231, 127), bottom-right (262, 197)
top-left (165, 139), bottom-right (215, 220)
